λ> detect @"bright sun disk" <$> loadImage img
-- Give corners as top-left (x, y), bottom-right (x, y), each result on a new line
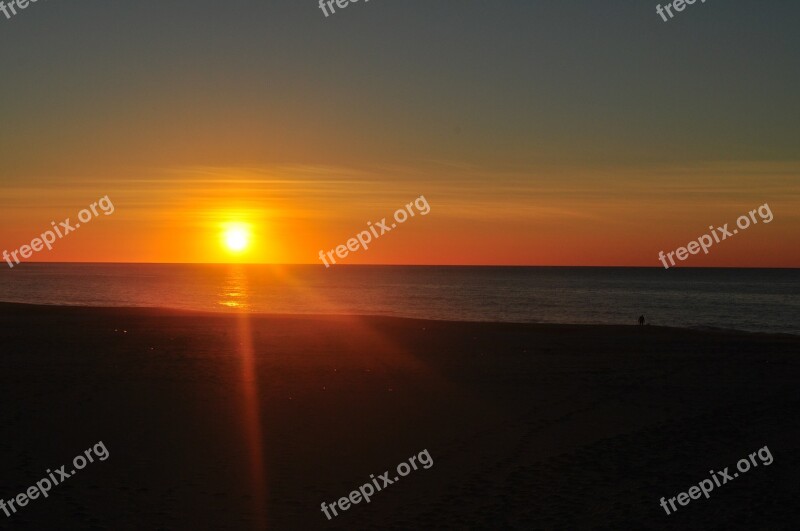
top-left (223, 224), bottom-right (250, 252)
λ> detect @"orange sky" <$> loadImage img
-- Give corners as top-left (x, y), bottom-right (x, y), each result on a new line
top-left (1, 161), bottom-right (798, 267)
top-left (2, 2), bottom-right (799, 267)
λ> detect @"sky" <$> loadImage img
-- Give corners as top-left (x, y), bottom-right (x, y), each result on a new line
top-left (1, 0), bottom-right (798, 266)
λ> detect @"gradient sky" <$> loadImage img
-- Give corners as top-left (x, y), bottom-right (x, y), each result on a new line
top-left (1, 0), bottom-right (798, 266)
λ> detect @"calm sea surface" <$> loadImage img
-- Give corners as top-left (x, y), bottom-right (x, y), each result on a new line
top-left (0, 264), bottom-right (797, 334)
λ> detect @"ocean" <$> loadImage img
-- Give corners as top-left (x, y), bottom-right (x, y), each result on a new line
top-left (0, 264), bottom-right (797, 334)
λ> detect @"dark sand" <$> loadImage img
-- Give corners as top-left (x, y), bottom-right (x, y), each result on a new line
top-left (0, 303), bottom-right (798, 530)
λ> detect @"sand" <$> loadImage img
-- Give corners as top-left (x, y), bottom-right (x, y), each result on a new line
top-left (0, 302), bottom-right (798, 530)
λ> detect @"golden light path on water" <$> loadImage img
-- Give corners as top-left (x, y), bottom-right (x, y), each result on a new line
top-left (220, 266), bottom-right (267, 529)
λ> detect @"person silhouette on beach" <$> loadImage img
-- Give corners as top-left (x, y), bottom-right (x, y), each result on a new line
top-left (638, 315), bottom-right (645, 326)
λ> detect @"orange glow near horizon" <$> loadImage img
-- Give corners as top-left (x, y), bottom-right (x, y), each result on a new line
top-left (0, 163), bottom-right (798, 267)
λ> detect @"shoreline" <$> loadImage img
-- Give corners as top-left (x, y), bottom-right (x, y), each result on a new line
top-left (1, 301), bottom-right (796, 338)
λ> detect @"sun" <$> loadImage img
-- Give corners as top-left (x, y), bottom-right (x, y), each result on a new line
top-left (222, 223), bottom-right (251, 253)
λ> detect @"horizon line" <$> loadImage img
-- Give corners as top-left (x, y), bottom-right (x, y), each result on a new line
top-left (10, 262), bottom-right (800, 270)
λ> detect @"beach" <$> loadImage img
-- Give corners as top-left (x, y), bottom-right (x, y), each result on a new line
top-left (0, 302), bottom-right (798, 530)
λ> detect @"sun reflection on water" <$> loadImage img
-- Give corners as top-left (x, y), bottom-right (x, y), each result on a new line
top-left (219, 265), bottom-right (266, 527)
top-left (218, 267), bottom-right (251, 310)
